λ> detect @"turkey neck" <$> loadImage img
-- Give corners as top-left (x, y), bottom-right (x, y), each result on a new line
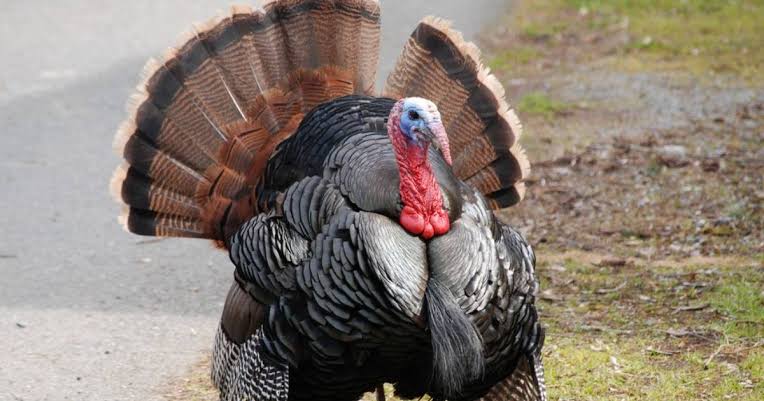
top-left (388, 124), bottom-right (450, 240)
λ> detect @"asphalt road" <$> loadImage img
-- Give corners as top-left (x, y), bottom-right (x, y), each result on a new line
top-left (0, 1), bottom-right (507, 400)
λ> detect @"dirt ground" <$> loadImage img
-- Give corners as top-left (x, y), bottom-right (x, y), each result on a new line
top-left (486, 7), bottom-right (764, 260)
top-left (483, 1), bottom-right (763, 400)
top-left (168, 1), bottom-right (763, 400)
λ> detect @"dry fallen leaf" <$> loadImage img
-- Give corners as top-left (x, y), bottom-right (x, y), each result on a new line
top-left (597, 257), bottom-right (627, 267)
top-left (540, 289), bottom-right (563, 302)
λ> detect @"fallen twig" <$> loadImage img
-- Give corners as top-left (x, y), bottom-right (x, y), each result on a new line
top-left (596, 281), bottom-right (627, 294)
top-left (646, 346), bottom-right (678, 356)
top-left (731, 320), bottom-right (764, 326)
top-left (580, 324), bottom-right (633, 335)
top-left (672, 303), bottom-right (710, 314)
top-left (665, 328), bottom-right (718, 342)
top-left (703, 343), bottom-right (724, 369)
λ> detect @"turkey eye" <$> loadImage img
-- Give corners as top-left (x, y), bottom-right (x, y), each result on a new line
top-left (408, 110), bottom-right (420, 120)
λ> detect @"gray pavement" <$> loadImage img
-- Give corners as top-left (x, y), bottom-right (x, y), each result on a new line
top-left (0, 1), bottom-right (507, 400)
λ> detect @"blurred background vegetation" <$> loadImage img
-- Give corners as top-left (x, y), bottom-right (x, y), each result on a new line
top-left (482, 1), bottom-right (763, 400)
top-left (490, 0), bottom-right (763, 79)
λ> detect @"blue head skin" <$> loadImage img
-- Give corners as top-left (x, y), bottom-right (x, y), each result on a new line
top-left (398, 97), bottom-right (439, 144)
top-left (394, 97), bottom-right (452, 164)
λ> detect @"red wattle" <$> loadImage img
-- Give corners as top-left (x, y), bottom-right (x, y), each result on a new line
top-left (430, 210), bottom-right (450, 235)
top-left (400, 205), bottom-right (425, 235)
top-left (422, 223), bottom-right (435, 240)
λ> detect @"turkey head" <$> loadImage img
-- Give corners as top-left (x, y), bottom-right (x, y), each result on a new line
top-left (387, 97), bottom-right (452, 240)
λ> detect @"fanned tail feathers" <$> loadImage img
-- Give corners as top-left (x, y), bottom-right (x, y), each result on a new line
top-left (478, 354), bottom-right (547, 401)
top-left (111, 0), bottom-right (381, 242)
top-left (384, 17), bottom-right (530, 209)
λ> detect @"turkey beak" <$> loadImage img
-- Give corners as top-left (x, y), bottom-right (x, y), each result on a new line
top-left (428, 122), bottom-right (452, 165)
top-left (418, 126), bottom-right (436, 143)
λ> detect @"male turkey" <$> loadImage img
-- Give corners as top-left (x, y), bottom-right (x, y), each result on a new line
top-left (111, 1), bottom-right (545, 400)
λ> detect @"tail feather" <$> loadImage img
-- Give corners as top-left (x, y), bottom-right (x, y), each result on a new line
top-left (477, 354), bottom-right (546, 401)
top-left (121, 207), bottom-right (208, 238)
top-left (112, 0), bottom-right (381, 242)
top-left (206, 7), bottom-right (264, 104)
top-left (112, 165), bottom-right (203, 218)
top-left (384, 17), bottom-right (529, 209)
top-left (177, 31), bottom-right (250, 128)
top-left (121, 133), bottom-right (210, 197)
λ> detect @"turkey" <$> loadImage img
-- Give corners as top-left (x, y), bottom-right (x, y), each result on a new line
top-left (110, 1), bottom-right (545, 400)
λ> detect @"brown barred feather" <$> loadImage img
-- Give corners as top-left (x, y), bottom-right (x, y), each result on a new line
top-left (383, 17), bottom-right (530, 209)
top-left (477, 355), bottom-right (546, 401)
top-left (111, 0), bottom-right (381, 241)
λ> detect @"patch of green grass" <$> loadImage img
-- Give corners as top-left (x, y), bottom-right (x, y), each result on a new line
top-left (545, 339), bottom-right (617, 398)
top-left (503, 0), bottom-right (764, 79)
top-left (537, 253), bottom-right (764, 400)
top-left (708, 275), bottom-right (764, 339)
top-left (645, 158), bottom-right (663, 177)
top-left (521, 22), bottom-right (568, 41)
top-left (548, 336), bottom-right (763, 400)
top-left (564, 0), bottom-right (764, 78)
top-left (724, 201), bottom-right (752, 220)
top-left (518, 92), bottom-right (571, 119)
top-left (742, 350), bottom-right (764, 393)
top-left (489, 48), bottom-right (540, 76)
top-left (488, 46), bottom-right (541, 74)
